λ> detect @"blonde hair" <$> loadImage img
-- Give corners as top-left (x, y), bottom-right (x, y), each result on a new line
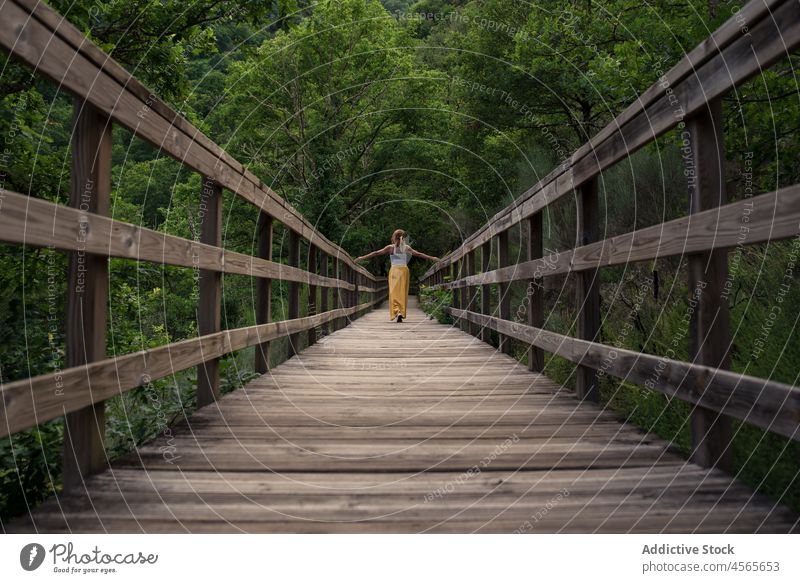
top-left (391, 229), bottom-right (410, 254)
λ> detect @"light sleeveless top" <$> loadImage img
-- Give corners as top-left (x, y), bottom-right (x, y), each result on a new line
top-left (390, 245), bottom-right (410, 266)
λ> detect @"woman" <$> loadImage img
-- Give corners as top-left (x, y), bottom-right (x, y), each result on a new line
top-left (355, 229), bottom-right (439, 322)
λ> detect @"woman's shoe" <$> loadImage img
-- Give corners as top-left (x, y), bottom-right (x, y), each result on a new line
top-left (396, 314), bottom-right (404, 323)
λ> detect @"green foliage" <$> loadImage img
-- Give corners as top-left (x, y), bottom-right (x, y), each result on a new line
top-left (0, 422), bottom-right (63, 523)
top-left (217, 0), bottom-right (447, 248)
top-left (419, 285), bottom-right (453, 324)
top-left (47, 0), bottom-right (278, 103)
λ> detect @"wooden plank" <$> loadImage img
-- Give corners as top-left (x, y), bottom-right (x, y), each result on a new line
top-left (334, 259), bottom-right (344, 331)
top-left (319, 252), bottom-right (329, 337)
top-left (0, 190), bottom-right (354, 290)
top-left (686, 100), bottom-right (733, 471)
top-left (1, 0), bottom-right (376, 281)
top-left (287, 231), bottom-right (301, 358)
top-left (308, 244), bottom-right (318, 346)
top-left (255, 212), bottom-right (273, 373)
top-left (527, 213), bottom-right (544, 372)
top-left (62, 98), bottom-right (111, 490)
top-left (345, 264), bottom-right (354, 325)
top-left (481, 240), bottom-right (491, 343)
top-left (575, 177), bottom-right (600, 402)
top-left (451, 261), bottom-right (461, 331)
top-left (435, 184), bottom-right (800, 289)
top-left (347, 267), bottom-right (358, 324)
top-left (466, 250), bottom-right (478, 337)
top-left (498, 230), bottom-right (511, 354)
top-left (457, 258), bottom-right (466, 332)
top-left (0, 304), bottom-right (371, 438)
top-left (451, 308), bottom-right (800, 441)
top-left (197, 178), bottom-right (222, 408)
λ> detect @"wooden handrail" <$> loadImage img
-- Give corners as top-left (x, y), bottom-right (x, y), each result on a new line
top-left (423, 0), bottom-right (800, 280)
top-left (0, 301), bottom-right (383, 439)
top-left (451, 308), bottom-right (800, 441)
top-left (429, 185), bottom-right (800, 290)
top-left (0, 190), bottom-right (356, 290)
top-left (0, 0), bottom-right (372, 279)
top-left (0, 0), bottom-right (387, 486)
top-left (422, 0), bottom-right (800, 467)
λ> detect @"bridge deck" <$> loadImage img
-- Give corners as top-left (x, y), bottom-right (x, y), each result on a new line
top-left (10, 300), bottom-right (797, 533)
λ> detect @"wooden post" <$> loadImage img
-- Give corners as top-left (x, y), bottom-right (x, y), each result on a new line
top-left (347, 265), bottom-right (357, 321)
top-left (450, 262), bottom-right (459, 328)
top-left (466, 250), bottom-right (477, 336)
top-left (497, 231), bottom-right (512, 354)
top-left (335, 258), bottom-right (345, 331)
top-left (197, 176), bottom-right (223, 408)
top-left (528, 213), bottom-right (544, 372)
top-left (341, 260), bottom-right (348, 329)
top-left (461, 258), bottom-right (469, 332)
top-left (576, 176), bottom-right (600, 402)
top-left (342, 264), bottom-right (350, 326)
top-left (63, 99), bottom-right (111, 490)
top-left (349, 267), bottom-right (355, 314)
top-left (481, 241), bottom-right (491, 343)
top-left (308, 244), bottom-right (317, 346)
top-left (319, 251), bottom-right (329, 336)
top-left (255, 212), bottom-right (273, 374)
top-left (354, 270), bottom-right (360, 314)
top-left (287, 230), bottom-right (301, 357)
top-left (346, 264), bottom-right (351, 313)
top-left (687, 99), bottom-right (733, 472)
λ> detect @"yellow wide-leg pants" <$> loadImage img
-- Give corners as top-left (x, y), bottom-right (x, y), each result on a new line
top-left (388, 265), bottom-right (410, 320)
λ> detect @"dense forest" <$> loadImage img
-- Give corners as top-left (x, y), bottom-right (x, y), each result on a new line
top-left (1, 0), bottom-right (798, 522)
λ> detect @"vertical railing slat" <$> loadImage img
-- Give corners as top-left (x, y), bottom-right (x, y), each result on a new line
top-left (287, 230), bottom-right (301, 357)
top-left (481, 241), bottom-right (491, 343)
top-left (255, 212), bottom-right (273, 374)
top-left (687, 99), bottom-right (733, 472)
top-left (308, 244), bottom-right (318, 346)
top-left (456, 258), bottom-right (464, 331)
top-left (63, 99), bottom-right (112, 490)
top-left (450, 262), bottom-right (459, 328)
top-left (527, 213), bottom-right (544, 372)
top-left (319, 251), bottom-right (329, 336)
top-left (575, 177), bottom-right (600, 402)
top-left (466, 250), bottom-right (478, 337)
top-left (197, 176), bottom-right (223, 408)
top-left (354, 271), bottom-right (360, 312)
top-left (497, 230), bottom-right (511, 354)
top-left (335, 258), bottom-right (344, 331)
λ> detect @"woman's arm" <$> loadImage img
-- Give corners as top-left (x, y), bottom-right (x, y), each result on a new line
top-left (408, 247), bottom-right (439, 262)
top-left (355, 244), bottom-right (393, 262)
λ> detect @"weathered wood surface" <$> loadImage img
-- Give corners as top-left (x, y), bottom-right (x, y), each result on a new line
top-left (451, 308), bottom-right (800, 441)
top-left (255, 212), bottom-right (274, 373)
top-left (197, 178), bottom-right (223, 408)
top-left (686, 100), bottom-right (733, 471)
top-left (0, 189), bottom-right (354, 290)
top-left (9, 300), bottom-right (796, 533)
top-left (432, 183), bottom-right (800, 290)
top-left (62, 99), bottom-right (111, 489)
top-left (0, 303), bottom-right (374, 438)
top-left (575, 177), bottom-right (600, 402)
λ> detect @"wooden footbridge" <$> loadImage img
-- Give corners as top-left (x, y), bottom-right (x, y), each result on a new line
top-left (2, 0), bottom-right (800, 532)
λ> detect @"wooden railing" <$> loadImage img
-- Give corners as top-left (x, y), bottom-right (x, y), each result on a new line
top-left (422, 0), bottom-right (800, 470)
top-left (0, 0), bottom-right (386, 488)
